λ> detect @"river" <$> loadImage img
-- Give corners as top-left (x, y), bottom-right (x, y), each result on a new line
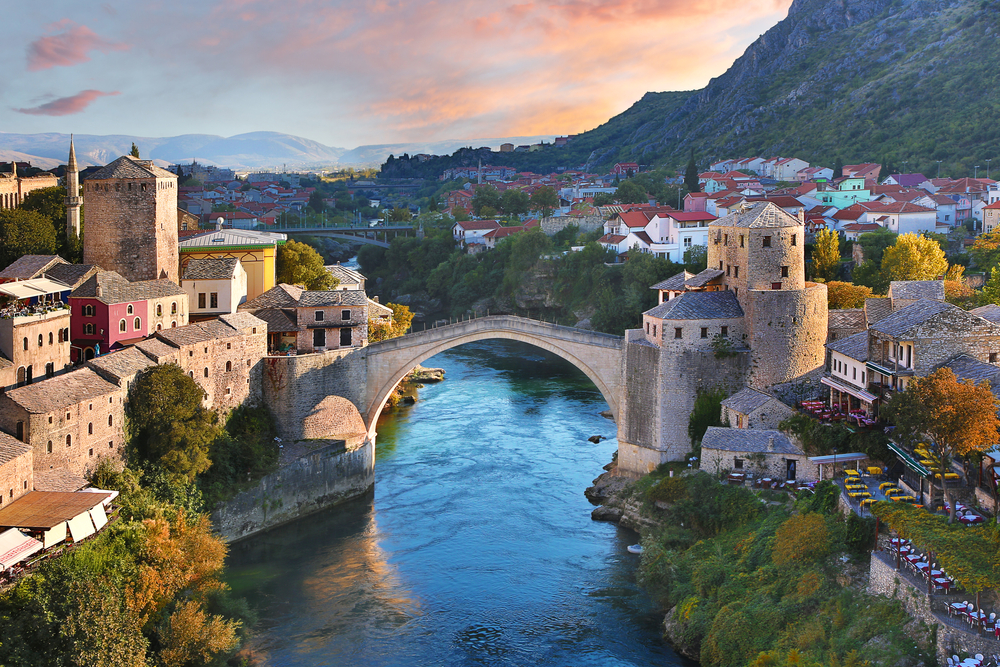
top-left (226, 340), bottom-right (690, 666)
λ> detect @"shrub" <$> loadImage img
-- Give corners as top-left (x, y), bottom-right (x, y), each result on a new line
top-left (772, 514), bottom-right (830, 567)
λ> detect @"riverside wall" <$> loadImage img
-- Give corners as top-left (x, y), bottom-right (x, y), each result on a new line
top-left (211, 438), bottom-right (374, 543)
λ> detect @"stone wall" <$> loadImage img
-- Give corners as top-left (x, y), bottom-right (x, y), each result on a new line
top-left (540, 215), bottom-right (604, 236)
top-left (618, 333), bottom-right (661, 474)
top-left (210, 438), bottom-right (374, 542)
top-left (0, 434), bottom-right (32, 506)
top-left (700, 446), bottom-right (819, 481)
top-left (748, 283), bottom-right (828, 388)
top-left (0, 173), bottom-right (58, 210)
top-left (262, 348), bottom-right (368, 440)
top-left (0, 310), bottom-right (72, 391)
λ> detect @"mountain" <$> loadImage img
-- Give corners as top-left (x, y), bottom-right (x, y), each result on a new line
top-left (0, 131), bottom-right (556, 171)
top-left (550, 0), bottom-right (1000, 177)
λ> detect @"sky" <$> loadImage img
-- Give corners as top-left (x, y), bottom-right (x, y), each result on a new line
top-left (1, 0), bottom-right (793, 149)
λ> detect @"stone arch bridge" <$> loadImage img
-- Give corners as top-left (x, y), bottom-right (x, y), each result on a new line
top-left (263, 315), bottom-right (624, 444)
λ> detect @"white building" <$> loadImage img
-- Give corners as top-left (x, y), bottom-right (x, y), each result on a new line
top-left (180, 258), bottom-right (248, 317)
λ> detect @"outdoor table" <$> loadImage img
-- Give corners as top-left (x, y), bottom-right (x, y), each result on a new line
top-left (845, 469), bottom-right (860, 476)
top-left (867, 466), bottom-right (882, 475)
top-left (880, 482), bottom-right (898, 491)
top-left (949, 602), bottom-right (968, 617)
top-left (860, 498), bottom-right (876, 509)
top-left (935, 472), bottom-right (960, 481)
top-left (968, 610), bottom-right (987, 628)
top-left (933, 577), bottom-right (952, 593)
top-left (959, 515), bottom-right (984, 525)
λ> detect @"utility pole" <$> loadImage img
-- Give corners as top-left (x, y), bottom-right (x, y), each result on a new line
top-left (936, 161), bottom-right (942, 179)
top-left (975, 165), bottom-right (981, 179)
top-left (987, 158), bottom-right (992, 180)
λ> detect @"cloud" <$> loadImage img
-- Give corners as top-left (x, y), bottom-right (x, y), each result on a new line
top-left (27, 22), bottom-right (129, 71)
top-left (14, 90), bottom-right (121, 116)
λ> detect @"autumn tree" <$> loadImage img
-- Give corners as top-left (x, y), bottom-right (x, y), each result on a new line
top-left (0, 208), bottom-right (58, 269)
top-left (772, 513), bottom-right (830, 566)
top-left (811, 228), bottom-right (842, 281)
top-left (367, 303), bottom-right (415, 342)
top-left (882, 367), bottom-right (1000, 520)
top-left (276, 239), bottom-right (337, 290)
top-left (879, 233), bottom-right (948, 283)
top-left (970, 228), bottom-right (1000, 272)
top-left (826, 281), bottom-right (873, 309)
top-left (529, 186), bottom-right (559, 218)
top-left (127, 364), bottom-right (222, 483)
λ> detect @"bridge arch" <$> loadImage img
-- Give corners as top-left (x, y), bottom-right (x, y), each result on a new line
top-left (363, 316), bottom-right (623, 437)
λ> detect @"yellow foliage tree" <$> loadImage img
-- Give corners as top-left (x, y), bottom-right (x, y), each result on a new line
top-left (811, 228), bottom-right (841, 282)
top-left (772, 513), bottom-right (829, 567)
top-left (883, 368), bottom-right (1000, 520)
top-left (159, 600), bottom-right (241, 667)
top-left (879, 233), bottom-right (948, 283)
top-left (367, 303), bottom-right (415, 342)
top-left (826, 281), bottom-right (873, 309)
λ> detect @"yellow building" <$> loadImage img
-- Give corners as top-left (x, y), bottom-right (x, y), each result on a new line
top-left (178, 229), bottom-right (285, 301)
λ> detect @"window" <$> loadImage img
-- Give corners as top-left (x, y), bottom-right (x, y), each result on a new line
top-left (226, 361), bottom-right (232, 372)
top-left (134, 317), bottom-right (141, 330)
top-left (15, 422), bottom-right (23, 442)
top-left (210, 293), bottom-right (218, 309)
top-left (189, 371), bottom-right (194, 378)
top-left (58, 329), bottom-right (63, 343)
top-left (853, 367), bottom-right (857, 380)
top-left (171, 302), bottom-right (177, 314)
top-left (721, 326), bottom-right (729, 337)
top-left (340, 327), bottom-right (352, 346)
top-left (127, 304), bottom-right (133, 315)
top-left (726, 264), bottom-right (730, 276)
top-left (88, 423), bottom-right (93, 435)
top-left (781, 266), bottom-right (789, 278)
top-left (701, 327), bottom-right (708, 339)
top-left (46, 441), bottom-right (52, 454)
top-left (204, 367), bottom-right (209, 377)
top-left (247, 359), bottom-right (251, 367)
top-left (48, 416), bottom-right (52, 424)
top-left (719, 261), bottom-right (723, 270)
top-left (37, 334), bottom-right (43, 347)
top-left (48, 332), bottom-right (53, 345)
top-left (734, 266), bottom-right (740, 278)
top-left (108, 415), bottom-right (113, 427)
top-left (171, 321), bottom-right (177, 328)
top-left (724, 234), bottom-right (728, 245)
top-left (791, 234), bottom-right (797, 246)
top-left (66, 412), bottom-right (71, 420)
top-left (198, 293), bottom-right (206, 309)
top-left (66, 434), bottom-right (71, 447)
top-left (156, 304), bottom-right (162, 316)
top-left (683, 237), bottom-right (692, 248)
top-left (645, 322), bottom-right (649, 334)
top-left (119, 319), bottom-right (126, 332)
top-left (763, 236), bottom-right (771, 247)
top-left (22, 337), bottom-right (27, 351)
top-left (109, 441), bottom-right (114, 449)
top-left (156, 323), bottom-right (161, 331)
top-left (991, 353), bottom-right (998, 363)
top-left (342, 309), bottom-right (351, 321)
top-left (84, 304), bottom-right (94, 317)
top-left (85, 323), bottom-right (95, 335)
top-left (45, 363), bottom-right (54, 378)
top-left (734, 458), bottom-right (744, 469)
top-left (861, 371), bottom-right (866, 384)
top-left (771, 282), bottom-right (782, 290)
top-left (226, 342), bottom-right (231, 350)
top-left (225, 387), bottom-right (232, 396)
top-left (89, 448), bottom-right (94, 457)
top-left (189, 350), bottom-right (193, 357)
top-left (315, 310), bottom-right (325, 322)
top-left (739, 234), bottom-right (744, 247)
top-left (674, 328), bottom-right (682, 339)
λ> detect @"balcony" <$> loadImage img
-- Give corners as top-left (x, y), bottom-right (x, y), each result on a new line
top-left (0, 303), bottom-right (71, 323)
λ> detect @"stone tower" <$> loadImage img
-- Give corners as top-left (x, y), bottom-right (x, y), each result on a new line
top-left (65, 135), bottom-right (81, 240)
top-left (82, 155), bottom-right (179, 282)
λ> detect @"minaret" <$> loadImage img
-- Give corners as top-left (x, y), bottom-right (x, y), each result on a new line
top-left (65, 135), bottom-right (81, 239)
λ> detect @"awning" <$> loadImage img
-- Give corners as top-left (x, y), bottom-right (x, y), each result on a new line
top-left (41, 523), bottom-right (66, 549)
top-left (0, 528), bottom-right (43, 570)
top-left (80, 488), bottom-right (118, 507)
top-left (67, 512), bottom-right (95, 542)
top-left (89, 504), bottom-right (108, 532)
top-left (888, 441), bottom-right (930, 477)
top-left (808, 452), bottom-right (869, 464)
top-left (866, 361), bottom-right (896, 377)
top-left (820, 376), bottom-right (878, 402)
top-left (0, 278), bottom-right (69, 300)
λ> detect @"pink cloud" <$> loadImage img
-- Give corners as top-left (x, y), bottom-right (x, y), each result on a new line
top-left (14, 90), bottom-right (121, 116)
top-left (27, 22), bottom-right (129, 71)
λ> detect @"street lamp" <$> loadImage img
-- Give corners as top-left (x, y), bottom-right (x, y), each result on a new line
top-left (975, 165), bottom-right (981, 179)
top-left (936, 160), bottom-right (942, 179)
top-left (832, 447), bottom-right (838, 481)
top-left (901, 161), bottom-right (909, 175)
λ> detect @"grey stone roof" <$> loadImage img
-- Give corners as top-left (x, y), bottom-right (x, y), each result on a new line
top-left (971, 304), bottom-right (1000, 324)
top-left (650, 271), bottom-right (692, 291)
top-left (864, 297), bottom-right (893, 325)
top-left (5, 368), bottom-right (119, 414)
top-left (368, 299), bottom-right (392, 317)
top-left (32, 468), bottom-right (88, 492)
top-left (45, 263), bottom-right (100, 289)
top-left (219, 312), bottom-right (265, 332)
top-left (686, 268), bottom-right (725, 288)
top-left (181, 258), bottom-right (239, 281)
top-left (643, 290), bottom-right (744, 321)
top-left (251, 308), bottom-right (299, 333)
top-left (941, 354), bottom-right (1000, 399)
top-left (70, 271), bottom-right (186, 304)
top-left (88, 347), bottom-right (157, 384)
top-left (134, 337), bottom-right (178, 361)
top-left (178, 229), bottom-right (286, 249)
top-left (711, 202), bottom-right (801, 229)
top-left (0, 432), bottom-right (31, 466)
top-left (889, 280), bottom-right (945, 302)
top-left (241, 284), bottom-right (303, 309)
top-left (86, 155), bottom-right (176, 180)
top-left (298, 290), bottom-right (368, 308)
top-left (826, 330), bottom-right (869, 362)
top-left (870, 299), bottom-right (958, 338)
top-left (325, 264), bottom-right (365, 286)
top-left (0, 255), bottom-right (66, 280)
top-left (828, 308), bottom-right (866, 331)
top-left (156, 319), bottom-right (239, 347)
top-left (701, 427), bottom-right (804, 455)
top-left (721, 387), bottom-right (780, 415)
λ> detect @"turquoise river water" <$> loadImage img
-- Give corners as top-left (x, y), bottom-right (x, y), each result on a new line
top-left (226, 340), bottom-right (691, 666)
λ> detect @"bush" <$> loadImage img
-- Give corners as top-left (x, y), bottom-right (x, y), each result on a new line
top-left (772, 514), bottom-right (830, 567)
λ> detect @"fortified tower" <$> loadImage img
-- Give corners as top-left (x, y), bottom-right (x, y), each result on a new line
top-left (65, 136), bottom-right (81, 240)
top-left (706, 202), bottom-right (827, 388)
top-left (83, 155), bottom-right (179, 282)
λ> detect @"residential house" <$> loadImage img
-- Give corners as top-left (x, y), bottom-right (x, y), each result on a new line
top-left (882, 173), bottom-right (931, 189)
top-left (325, 264), bottom-right (366, 291)
top-left (699, 427), bottom-right (818, 481)
top-left (452, 219), bottom-right (501, 245)
top-left (842, 163), bottom-right (882, 186)
top-left (240, 284), bottom-right (369, 354)
top-left (612, 163), bottom-right (640, 177)
top-left (720, 387), bottom-right (795, 430)
top-left (983, 200), bottom-right (1000, 234)
top-left (178, 229), bottom-right (286, 302)
top-left (860, 202), bottom-right (937, 235)
top-left (796, 166), bottom-right (833, 182)
top-left (180, 258), bottom-right (248, 319)
top-left (772, 158), bottom-right (809, 181)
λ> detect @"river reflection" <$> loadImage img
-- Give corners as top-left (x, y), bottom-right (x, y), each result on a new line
top-left (226, 340), bottom-right (690, 666)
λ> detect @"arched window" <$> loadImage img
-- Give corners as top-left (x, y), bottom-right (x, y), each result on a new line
top-left (119, 319), bottom-right (126, 333)
top-left (156, 304), bottom-right (163, 316)
top-left (85, 323), bottom-right (95, 335)
top-left (37, 334), bottom-right (43, 347)
top-left (48, 332), bottom-right (53, 345)
top-left (188, 371), bottom-right (194, 378)
top-left (134, 317), bottom-right (141, 330)
top-left (171, 302), bottom-right (177, 314)
top-left (156, 323), bottom-right (162, 331)
top-left (58, 329), bottom-right (63, 343)
top-left (22, 337), bottom-right (27, 351)
top-left (66, 434), bottom-right (72, 447)
top-left (171, 321), bottom-right (177, 328)
top-left (88, 423), bottom-right (93, 435)
top-left (127, 304), bottom-right (133, 315)
top-left (46, 441), bottom-right (52, 454)
top-left (226, 361), bottom-right (232, 372)
top-left (204, 367), bottom-right (209, 377)
top-left (84, 304), bottom-right (94, 317)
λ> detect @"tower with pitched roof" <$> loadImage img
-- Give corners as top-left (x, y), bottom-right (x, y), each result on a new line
top-left (82, 155), bottom-right (179, 282)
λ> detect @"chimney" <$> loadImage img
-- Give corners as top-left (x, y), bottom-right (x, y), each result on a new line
top-left (95, 284), bottom-right (102, 298)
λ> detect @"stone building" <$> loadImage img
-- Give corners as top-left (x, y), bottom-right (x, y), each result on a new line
top-left (720, 387), bottom-right (795, 430)
top-left (0, 307), bottom-right (72, 392)
top-left (180, 258), bottom-right (248, 319)
top-left (83, 156), bottom-right (180, 283)
top-left (240, 284), bottom-right (369, 354)
top-left (178, 229), bottom-right (286, 302)
top-left (0, 367), bottom-right (125, 479)
top-left (0, 432), bottom-right (33, 507)
top-left (699, 427), bottom-right (818, 481)
top-left (0, 162), bottom-right (58, 211)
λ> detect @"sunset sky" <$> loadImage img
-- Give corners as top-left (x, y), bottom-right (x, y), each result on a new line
top-left (2, 0), bottom-right (793, 148)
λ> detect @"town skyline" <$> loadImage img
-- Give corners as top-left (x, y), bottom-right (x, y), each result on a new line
top-left (3, 0), bottom-right (792, 148)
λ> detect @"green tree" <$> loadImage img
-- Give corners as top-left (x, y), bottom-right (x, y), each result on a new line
top-left (970, 228), bottom-right (1000, 272)
top-left (308, 190), bottom-right (325, 213)
top-left (851, 259), bottom-right (888, 294)
top-left (500, 188), bottom-right (530, 216)
top-left (685, 148), bottom-right (700, 193)
top-left (857, 226), bottom-right (897, 266)
top-left (833, 157), bottom-right (843, 178)
top-left (811, 228), bottom-right (841, 282)
top-left (614, 179), bottom-right (647, 204)
top-left (683, 245), bottom-right (708, 273)
top-left (529, 186), bottom-right (559, 218)
top-left (0, 208), bottom-right (57, 269)
top-left (688, 387), bottom-right (727, 447)
top-left (980, 266), bottom-right (1000, 305)
top-left (276, 239), bottom-right (338, 290)
top-left (880, 233), bottom-right (948, 282)
top-left (127, 364), bottom-right (222, 483)
top-left (19, 185), bottom-right (81, 262)
top-left (386, 207), bottom-right (412, 222)
top-left (471, 186), bottom-right (501, 217)
top-left (592, 192), bottom-right (614, 207)
top-left (130, 142), bottom-right (140, 158)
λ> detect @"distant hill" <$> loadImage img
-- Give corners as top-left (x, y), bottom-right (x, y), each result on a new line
top-left (557, 0), bottom-right (1000, 176)
top-left (0, 132), bottom-right (556, 171)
